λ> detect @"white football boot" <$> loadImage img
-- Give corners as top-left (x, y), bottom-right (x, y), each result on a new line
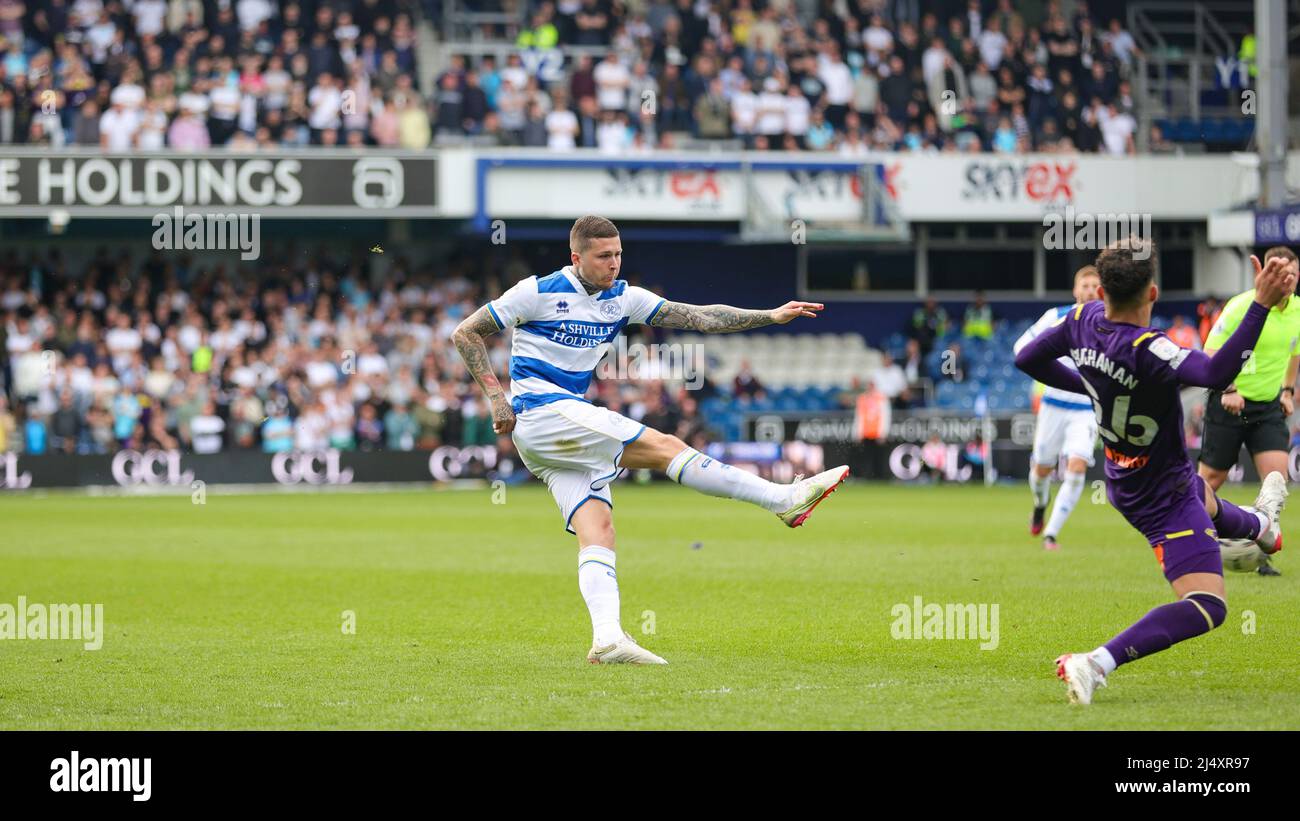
top-left (587, 632), bottom-right (668, 665)
top-left (1055, 653), bottom-right (1107, 705)
top-left (777, 466), bottom-right (850, 528)
top-left (1252, 471), bottom-right (1288, 555)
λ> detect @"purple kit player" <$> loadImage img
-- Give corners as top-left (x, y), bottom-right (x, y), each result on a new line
top-left (1015, 239), bottom-right (1294, 705)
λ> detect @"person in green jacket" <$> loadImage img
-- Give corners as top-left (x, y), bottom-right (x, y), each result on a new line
top-left (516, 6), bottom-right (559, 49)
top-left (963, 291), bottom-right (994, 340)
top-left (1198, 246), bottom-right (1300, 575)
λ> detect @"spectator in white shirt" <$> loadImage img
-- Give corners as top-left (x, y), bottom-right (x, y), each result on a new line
top-left (593, 52), bottom-right (630, 112)
top-left (596, 111), bottom-right (630, 154)
top-left (626, 60), bottom-right (658, 118)
top-left (871, 352), bottom-right (910, 404)
top-left (978, 16), bottom-right (1008, 70)
top-left (839, 128), bottom-right (870, 157)
top-left (755, 77), bottom-right (787, 137)
top-left (862, 14), bottom-right (893, 56)
top-left (135, 99), bottom-right (168, 149)
top-left (99, 86), bottom-right (141, 150)
top-left (1097, 102), bottom-right (1136, 155)
top-left (1103, 19), bottom-right (1144, 67)
top-left (545, 92), bottom-right (579, 150)
top-left (817, 42), bottom-right (853, 127)
top-left (236, 0), bottom-right (275, 33)
top-left (131, 0), bottom-right (167, 37)
top-left (308, 72), bottom-right (343, 133)
top-left (783, 85), bottom-right (811, 141)
top-left (293, 401), bottom-right (330, 451)
top-left (730, 77), bottom-right (758, 139)
top-left (190, 401), bottom-right (226, 454)
top-left (922, 37), bottom-right (950, 87)
top-left (104, 314), bottom-right (142, 372)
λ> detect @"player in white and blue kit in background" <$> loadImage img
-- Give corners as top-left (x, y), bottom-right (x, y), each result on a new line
top-left (453, 216), bottom-right (849, 665)
top-left (1013, 266), bottom-right (1102, 550)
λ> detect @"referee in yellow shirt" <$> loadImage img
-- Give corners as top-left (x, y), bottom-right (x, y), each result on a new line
top-left (1198, 246), bottom-right (1300, 575)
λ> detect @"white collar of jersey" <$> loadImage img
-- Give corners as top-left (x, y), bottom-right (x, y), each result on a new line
top-left (562, 265), bottom-right (606, 299)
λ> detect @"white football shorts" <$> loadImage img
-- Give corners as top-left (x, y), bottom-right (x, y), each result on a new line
top-left (1032, 402), bottom-right (1098, 468)
top-left (512, 399), bottom-right (647, 534)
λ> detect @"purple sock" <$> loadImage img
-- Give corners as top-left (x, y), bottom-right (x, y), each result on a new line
top-left (1104, 596), bottom-right (1223, 668)
top-left (1213, 498), bottom-right (1262, 540)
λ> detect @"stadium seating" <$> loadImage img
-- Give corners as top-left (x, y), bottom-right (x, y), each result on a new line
top-left (921, 321), bottom-right (1036, 412)
top-left (1154, 117), bottom-right (1254, 147)
top-left (0, 1), bottom-right (1174, 156)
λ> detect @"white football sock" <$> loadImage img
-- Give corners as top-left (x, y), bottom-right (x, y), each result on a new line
top-left (577, 546), bottom-right (623, 647)
top-left (1045, 471), bottom-right (1086, 538)
top-left (1028, 469), bottom-right (1052, 508)
top-left (1247, 507), bottom-right (1270, 533)
top-left (1087, 646), bottom-right (1117, 675)
top-left (667, 447), bottom-right (788, 512)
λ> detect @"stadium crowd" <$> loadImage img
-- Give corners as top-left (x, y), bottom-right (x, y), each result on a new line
top-left (0, 1), bottom-right (1156, 155)
top-left (0, 247), bottom-right (727, 455)
top-left (2, 242), bottom-right (1237, 457)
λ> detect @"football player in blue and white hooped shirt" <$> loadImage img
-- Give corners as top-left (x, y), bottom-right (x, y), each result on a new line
top-left (452, 216), bottom-right (850, 665)
top-left (1013, 266), bottom-right (1102, 551)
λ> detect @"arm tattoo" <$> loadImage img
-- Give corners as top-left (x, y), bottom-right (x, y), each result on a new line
top-left (451, 305), bottom-right (506, 401)
top-left (650, 301), bottom-right (774, 333)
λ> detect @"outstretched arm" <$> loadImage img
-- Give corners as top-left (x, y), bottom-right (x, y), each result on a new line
top-left (451, 305), bottom-right (516, 434)
top-left (1013, 316), bottom-right (1087, 394)
top-left (1015, 334), bottom-right (1087, 394)
top-left (650, 300), bottom-right (823, 333)
top-left (1175, 254), bottom-right (1296, 388)
top-left (1173, 301), bottom-right (1269, 389)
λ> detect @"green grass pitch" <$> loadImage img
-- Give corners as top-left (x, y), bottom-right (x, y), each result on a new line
top-left (2, 481), bottom-right (1298, 730)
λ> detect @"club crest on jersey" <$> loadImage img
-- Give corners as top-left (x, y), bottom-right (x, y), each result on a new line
top-left (600, 301), bottom-right (621, 319)
top-left (556, 300), bottom-right (569, 315)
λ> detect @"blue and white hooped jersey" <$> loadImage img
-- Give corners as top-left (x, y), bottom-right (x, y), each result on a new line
top-left (488, 267), bottom-right (666, 413)
top-left (1014, 304), bottom-right (1092, 411)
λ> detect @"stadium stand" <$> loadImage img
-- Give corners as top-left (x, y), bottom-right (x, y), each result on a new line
top-left (0, 242), bottom-right (1212, 456)
top-left (0, 1), bottom-right (1256, 155)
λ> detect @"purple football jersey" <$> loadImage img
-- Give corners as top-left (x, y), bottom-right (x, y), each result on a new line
top-left (1018, 296), bottom-right (1271, 575)
top-left (1042, 301), bottom-right (1197, 531)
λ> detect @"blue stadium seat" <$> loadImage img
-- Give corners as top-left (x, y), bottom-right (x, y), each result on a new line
top-left (1200, 118), bottom-right (1227, 142)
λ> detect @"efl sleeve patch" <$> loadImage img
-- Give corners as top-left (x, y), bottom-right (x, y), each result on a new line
top-left (1148, 335), bottom-right (1190, 369)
